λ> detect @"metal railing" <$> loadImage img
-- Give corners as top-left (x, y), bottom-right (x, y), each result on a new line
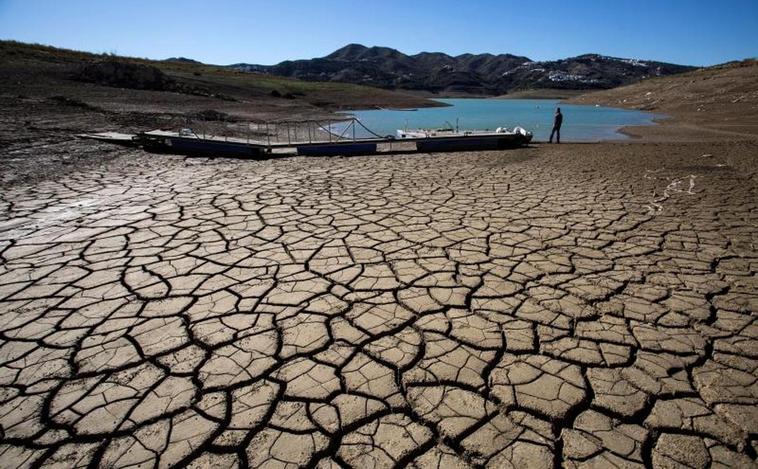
top-left (162, 114), bottom-right (387, 147)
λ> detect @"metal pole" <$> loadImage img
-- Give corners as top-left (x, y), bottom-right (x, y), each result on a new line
top-left (287, 123), bottom-right (291, 145)
top-left (352, 119), bottom-right (356, 141)
top-left (266, 122), bottom-right (271, 147)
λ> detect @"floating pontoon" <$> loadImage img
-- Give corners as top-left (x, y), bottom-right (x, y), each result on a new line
top-left (78, 118), bottom-right (533, 158)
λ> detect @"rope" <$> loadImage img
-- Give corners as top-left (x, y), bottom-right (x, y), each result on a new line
top-left (244, 118), bottom-right (390, 143)
top-left (316, 118), bottom-right (386, 140)
top-left (353, 118), bottom-right (388, 139)
top-left (316, 120), bottom-right (351, 140)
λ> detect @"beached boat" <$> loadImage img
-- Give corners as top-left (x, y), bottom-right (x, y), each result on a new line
top-left (296, 142), bottom-right (377, 156)
top-left (396, 128), bottom-right (455, 139)
top-left (77, 118), bottom-right (533, 159)
top-left (397, 126), bottom-right (533, 151)
top-left (138, 129), bottom-right (267, 158)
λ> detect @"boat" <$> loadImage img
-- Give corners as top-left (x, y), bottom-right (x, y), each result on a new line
top-left (396, 128), bottom-right (456, 138)
top-left (137, 129), bottom-right (268, 158)
top-left (77, 132), bottom-right (139, 146)
top-left (296, 142), bottom-right (377, 156)
top-left (397, 126), bottom-right (533, 151)
top-left (77, 117), bottom-right (532, 159)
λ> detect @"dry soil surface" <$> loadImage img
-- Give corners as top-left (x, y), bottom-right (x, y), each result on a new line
top-left (0, 139), bottom-right (756, 468)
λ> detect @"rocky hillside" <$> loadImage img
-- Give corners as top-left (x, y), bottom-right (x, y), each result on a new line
top-left (231, 44), bottom-right (695, 95)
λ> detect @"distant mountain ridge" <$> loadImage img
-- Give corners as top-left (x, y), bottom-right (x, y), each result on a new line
top-left (231, 44), bottom-right (695, 95)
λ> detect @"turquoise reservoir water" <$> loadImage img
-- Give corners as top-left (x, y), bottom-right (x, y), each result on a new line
top-left (341, 98), bottom-right (658, 142)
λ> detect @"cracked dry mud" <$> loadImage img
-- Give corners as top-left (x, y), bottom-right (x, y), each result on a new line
top-left (0, 142), bottom-right (756, 468)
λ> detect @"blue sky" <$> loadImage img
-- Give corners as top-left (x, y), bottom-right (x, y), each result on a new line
top-left (1, 0), bottom-right (756, 66)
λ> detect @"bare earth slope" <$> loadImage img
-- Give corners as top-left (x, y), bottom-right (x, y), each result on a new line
top-left (569, 60), bottom-right (758, 141)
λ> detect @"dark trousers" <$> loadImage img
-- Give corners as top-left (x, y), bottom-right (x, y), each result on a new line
top-left (549, 126), bottom-right (561, 143)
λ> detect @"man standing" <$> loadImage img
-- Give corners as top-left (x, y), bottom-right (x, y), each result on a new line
top-left (549, 107), bottom-right (563, 143)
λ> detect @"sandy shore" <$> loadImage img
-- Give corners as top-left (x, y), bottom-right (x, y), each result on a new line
top-left (1, 128), bottom-right (757, 467)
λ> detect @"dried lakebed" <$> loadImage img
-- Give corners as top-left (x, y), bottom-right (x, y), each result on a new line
top-left (0, 141), bottom-right (756, 468)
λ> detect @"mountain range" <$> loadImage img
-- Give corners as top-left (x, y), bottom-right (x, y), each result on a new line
top-left (229, 44), bottom-right (695, 95)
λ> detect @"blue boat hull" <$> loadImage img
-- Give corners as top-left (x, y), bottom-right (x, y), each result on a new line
top-left (416, 135), bottom-right (531, 152)
top-left (140, 135), bottom-right (266, 158)
top-left (165, 138), bottom-right (266, 157)
top-left (297, 143), bottom-right (377, 156)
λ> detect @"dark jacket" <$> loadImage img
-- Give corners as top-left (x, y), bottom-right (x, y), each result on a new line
top-left (553, 112), bottom-right (563, 128)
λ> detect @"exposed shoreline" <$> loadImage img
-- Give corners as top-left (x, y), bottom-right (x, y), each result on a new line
top-left (1, 43), bottom-right (757, 469)
top-left (2, 42), bottom-right (756, 189)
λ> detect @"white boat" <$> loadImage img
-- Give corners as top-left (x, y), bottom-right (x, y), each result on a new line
top-left (396, 128), bottom-right (455, 138)
top-left (397, 126), bottom-right (531, 139)
top-left (395, 126), bottom-right (533, 151)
